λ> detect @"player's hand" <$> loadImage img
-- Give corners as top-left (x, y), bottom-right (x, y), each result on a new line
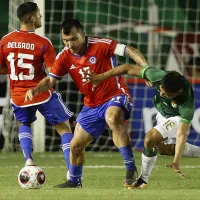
top-left (83, 72), bottom-right (105, 91)
top-left (165, 162), bottom-right (185, 178)
top-left (25, 89), bottom-right (34, 102)
top-left (145, 80), bottom-right (152, 87)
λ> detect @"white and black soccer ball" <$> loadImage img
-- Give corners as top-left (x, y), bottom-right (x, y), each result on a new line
top-left (18, 165), bottom-right (46, 189)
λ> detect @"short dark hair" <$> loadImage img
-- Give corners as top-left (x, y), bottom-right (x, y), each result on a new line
top-left (160, 71), bottom-right (185, 93)
top-left (61, 19), bottom-right (83, 35)
top-left (17, 2), bottom-right (38, 22)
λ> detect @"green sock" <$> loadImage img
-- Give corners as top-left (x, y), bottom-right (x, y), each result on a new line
top-left (143, 147), bottom-right (157, 157)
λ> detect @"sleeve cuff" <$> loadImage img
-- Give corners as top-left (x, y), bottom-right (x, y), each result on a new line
top-left (48, 73), bottom-right (62, 81)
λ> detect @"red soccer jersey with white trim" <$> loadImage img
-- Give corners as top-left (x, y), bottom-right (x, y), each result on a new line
top-left (50, 36), bottom-right (130, 107)
top-left (0, 30), bottom-right (56, 107)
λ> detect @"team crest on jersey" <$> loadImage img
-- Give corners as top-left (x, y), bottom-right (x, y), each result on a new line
top-left (89, 56), bottom-right (97, 64)
top-left (171, 102), bottom-right (177, 108)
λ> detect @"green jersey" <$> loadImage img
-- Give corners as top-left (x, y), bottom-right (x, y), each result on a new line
top-left (139, 66), bottom-right (195, 124)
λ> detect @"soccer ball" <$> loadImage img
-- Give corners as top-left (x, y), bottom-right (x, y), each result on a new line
top-left (18, 165), bottom-right (46, 189)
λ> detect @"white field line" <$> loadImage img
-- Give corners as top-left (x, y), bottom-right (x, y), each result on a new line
top-left (0, 165), bottom-right (200, 169)
top-left (0, 154), bottom-right (115, 159)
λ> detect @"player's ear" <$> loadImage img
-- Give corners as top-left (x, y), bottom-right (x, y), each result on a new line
top-left (31, 16), bottom-right (36, 23)
top-left (82, 31), bottom-right (86, 37)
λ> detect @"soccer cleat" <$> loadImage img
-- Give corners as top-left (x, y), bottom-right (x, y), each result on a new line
top-left (25, 158), bottom-right (36, 166)
top-left (54, 180), bottom-right (82, 188)
top-left (128, 178), bottom-right (148, 189)
top-left (66, 170), bottom-right (84, 181)
top-left (66, 170), bottom-right (70, 180)
top-left (124, 170), bottom-right (138, 187)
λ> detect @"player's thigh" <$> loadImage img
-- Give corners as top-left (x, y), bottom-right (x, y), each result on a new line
top-left (154, 116), bottom-right (180, 140)
top-left (38, 92), bottom-right (74, 126)
top-left (76, 106), bottom-right (106, 140)
top-left (105, 94), bottom-right (132, 125)
top-left (145, 128), bottom-right (164, 147)
top-left (71, 123), bottom-right (94, 151)
top-left (11, 103), bottom-right (38, 124)
top-left (105, 106), bottom-right (124, 125)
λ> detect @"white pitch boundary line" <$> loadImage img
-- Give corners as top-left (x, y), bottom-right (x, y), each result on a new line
top-left (1, 165), bottom-right (200, 169)
top-left (0, 154), bottom-right (115, 159)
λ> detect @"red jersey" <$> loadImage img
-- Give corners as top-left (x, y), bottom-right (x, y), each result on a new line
top-left (50, 36), bottom-right (130, 107)
top-left (0, 30), bottom-right (56, 107)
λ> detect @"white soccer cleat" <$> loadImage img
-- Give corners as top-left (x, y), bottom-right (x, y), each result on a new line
top-left (25, 158), bottom-right (36, 166)
top-left (66, 170), bottom-right (70, 180)
top-left (66, 170), bottom-right (84, 181)
top-left (128, 178), bottom-right (148, 189)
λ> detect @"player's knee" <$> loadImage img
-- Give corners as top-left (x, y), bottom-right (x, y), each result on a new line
top-left (144, 131), bottom-right (155, 148)
top-left (55, 121), bottom-right (72, 135)
top-left (70, 140), bottom-right (85, 154)
top-left (106, 113), bottom-right (121, 130)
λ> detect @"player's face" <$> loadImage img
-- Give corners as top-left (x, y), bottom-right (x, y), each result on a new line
top-left (33, 8), bottom-right (42, 29)
top-left (61, 27), bottom-right (85, 55)
top-left (159, 85), bottom-right (182, 99)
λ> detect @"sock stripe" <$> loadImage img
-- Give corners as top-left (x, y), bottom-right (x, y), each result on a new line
top-left (124, 160), bottom-right (134, 164)
top-left (62, 147), bottom-right (70, 151)
top-left (62, 143), bottom-right (70, 151)
top-left (19, 132), bottom-right (32, 140)
top-left (69, 174), bottom-right (82, 178)
top-left (62, 143), bottom-right (70, 147)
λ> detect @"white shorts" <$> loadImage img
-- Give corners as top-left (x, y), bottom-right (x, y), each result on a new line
top-left (154, 112), bottom-right (180, 144)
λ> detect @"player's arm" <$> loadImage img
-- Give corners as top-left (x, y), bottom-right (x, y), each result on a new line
top-left (85, 64), bottom-right (142, 86)
top-left (167, 122), bottom-right (190, 177)
top-left (125, 45), bottom-right (148, 66)
top-left (0, 65), bottom-right (8, 74)
top-left (25, 76), bottom-right (57, 101)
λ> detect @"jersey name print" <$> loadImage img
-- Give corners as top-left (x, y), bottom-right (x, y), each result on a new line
top-left (7, 42), bottom-right (35, 50)
top-left (0, 30), bottom-right (56, 107)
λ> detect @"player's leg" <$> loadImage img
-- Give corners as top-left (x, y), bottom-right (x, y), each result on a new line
top-left (105, 95), bottom-right (137, 186)
top-left (183, 142), bottom-right (200, 157)
top-left (132, 115), bottom-right (180, 189)
top-left (158, 140), bottom-right (200, 157)
top-left (55, 105), bottom-right (104, 188)
top-left (54, 120), bottom-right (72, 170)
top-left (38, 92), bottom-right (74, 171)
top-left (54, 123), bottom-right (93, 188)
top-left (157, 141), bottom-right (175, 156)
top-left (132, 128), bottom-right (163, 189)
top-left (11, 104), bottom-right (38, 164)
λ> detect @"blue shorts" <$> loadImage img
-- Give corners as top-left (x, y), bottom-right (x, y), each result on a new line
top-left (76, 94), bottom-right (133, 139)
top-left (12, 91), bottom-right (74, 125)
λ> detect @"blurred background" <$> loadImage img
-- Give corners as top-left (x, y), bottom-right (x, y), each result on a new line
top-left (0, 0), bottom-right (199, 153)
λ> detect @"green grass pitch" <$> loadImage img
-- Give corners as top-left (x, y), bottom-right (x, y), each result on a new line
top-left (0, 151), bottom-right (200, 200)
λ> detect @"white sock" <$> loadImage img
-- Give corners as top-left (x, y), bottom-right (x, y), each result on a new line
top-left (140, 153), bottom-right (157, 183)
top-left (183, 142), bottom-right (200, 157)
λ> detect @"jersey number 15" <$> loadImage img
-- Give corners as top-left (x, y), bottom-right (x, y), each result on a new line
top-left (7, 52), bottom-right (34, 80)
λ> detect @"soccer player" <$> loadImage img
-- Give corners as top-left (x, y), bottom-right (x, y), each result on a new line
top-left (0, 2), bottom-right (74, 172)
top-left (83, 64), bottom-right (195, 188)
top-left (25, 19), bottom-right (149, 188)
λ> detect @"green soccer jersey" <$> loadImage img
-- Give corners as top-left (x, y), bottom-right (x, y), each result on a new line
top-left (139, 66), bottom-right (195, 124)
